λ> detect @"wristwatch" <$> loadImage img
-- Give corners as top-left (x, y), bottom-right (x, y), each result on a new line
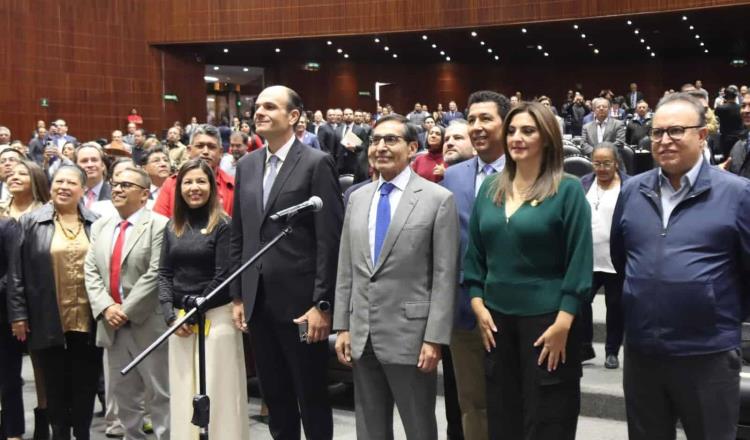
top-left (316, 300), bottom-right (332, 313)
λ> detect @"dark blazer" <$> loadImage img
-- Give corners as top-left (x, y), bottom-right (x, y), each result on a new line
top-left (8, 203), bottom-right (99, 350)
top-left (626, 91), bottom-right (644, 110)
top-left (229, 139), bottom-right (344, 322)
top-left (580, 171), bottom-right (630, 193)
top-left (98, 181), bottom-right (112, 201)
top-left (0, 218), bottom-right (18, 324)
top-left (336, 124), bottom-right (369, 176)
top-left (316, 123), bottom-right (339, 159)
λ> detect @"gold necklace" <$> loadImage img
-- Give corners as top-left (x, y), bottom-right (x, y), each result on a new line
top-left (55, 213), bottom-right (83, 240)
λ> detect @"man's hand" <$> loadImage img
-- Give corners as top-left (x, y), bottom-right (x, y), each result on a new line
top-left (433, 163), bottom-right (446, 177)
top-left (103, 304), bottom-right (128, 330)
top-left (293, 306), bottom-right (331, 344)
top-left (232, 299), bottom-right (247, 332)
top-left (417, 342), bottom-right (442, 373)
top-left (11, 320), bottom-right (29, 342)
top-left (344, 143), bottom-right (356, 152)
top-left (175, 324), bottom-right (193, 338)
top-left (335, 331), bottom-right (352, 367)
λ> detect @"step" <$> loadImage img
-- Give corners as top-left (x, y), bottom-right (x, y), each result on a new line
top-left (580, 342), bottom-right (626, 420)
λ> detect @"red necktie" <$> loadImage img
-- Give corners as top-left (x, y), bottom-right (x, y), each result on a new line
top-left (86, 190), bottom-right (96, 208)
top-left (109, 220), bottom-right (130, 304)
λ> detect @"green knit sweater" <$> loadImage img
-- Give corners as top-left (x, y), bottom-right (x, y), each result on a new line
top-left (464, 175), bottom-right (593, 316)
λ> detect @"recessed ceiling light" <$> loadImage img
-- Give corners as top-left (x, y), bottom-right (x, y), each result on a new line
top-left (682, 15), bottom-right (688, 21)
top-left (646, 45), bottom-right (651, 50)
top-left (695, 34), bottom-right (700, 39)
top-left (593, 48), bottom-right (599, 54)
top-left (204, 76), bottom-right (219, 82)
top-left (384, 46), bottom-right (390, 51)
top-left (440, 50), bottom-right (445, 55)
top-left (471, 31), bottom-right (477, 37)
top-left (480, 41), bottom-right (485, 46)
top-left (544, 52), bottom-right (549, 57)
top-left (640, 38), bottom-right (645, 43)
top-left (521, 28), bottom-right (527, 33)
top-left (689, 25), bottom-right (694, 30)
top-left (634, 29), bottom-right (639, 34)
top-left (223, 48), bottom-right (229, 53)
top-left (344, 54), bottom-right (349, 58)
top-left (275, 48), bottom-right (281, 53)
top-left (445, 56), bottom-right (451, 61)
top-left (700, 42), bottom-right (705, 46)
top-left (627, 20), bottom-right (633, 25)
top-left (422, 35), bottom-right (428, 40)
top-left (494, 55), bottom-right (500, 60)
top-left (431, 44), bottom-right (437, 48)
top-left (327, 40), bottom-right (333, 45)
top-left (537, 45), bottom-right (543, 50)
top-left (243, 67), bottom-right (249, 72)
top-left (393, 53), bottom-right (398, 58)
top-left (704, 49), bottom-right (709, 53)
top-left (573, 24), bottom-right (579, 29)
top-left (651, 52), bottom-right (656, 57)
top-left (581, 33), bottom-right (586, 39)
top-left (337, 48), bottom-right (343, 53)
top-left (487, 48), bottom-right (493, 53)
top-left (588, 43), bottom-right (594, 47)
top-left (213, 66), bottom-right (219, 71)
top-left (374, 38), bottom-right (380, 43)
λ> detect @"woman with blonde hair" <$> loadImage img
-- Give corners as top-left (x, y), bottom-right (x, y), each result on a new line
top-left (465, 101), bottom-right (593, 439)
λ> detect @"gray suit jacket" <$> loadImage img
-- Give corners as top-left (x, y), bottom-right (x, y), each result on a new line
top-left (84, 208), bottom-right (169, 348)
top-left (581, 118), bottom-right (626, 154)
top-left (333, 172), bottom-right (459, 365)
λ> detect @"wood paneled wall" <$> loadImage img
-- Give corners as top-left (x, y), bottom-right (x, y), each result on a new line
top-left (145, 0), bottom-right (750, 44)
top-left (265, 56), bottom-right (746, 117)
top-left (0, 0), bottom-right (204, 143)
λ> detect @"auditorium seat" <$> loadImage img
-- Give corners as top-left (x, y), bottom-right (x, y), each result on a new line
top-left (564, 144), bottom-right (581, 157)
top-left (621, 145), bottom-right (635, 175)
top-left (339, 174), bottom-right (354, 194)
top-left (564, 155), bottom-right (593, 177)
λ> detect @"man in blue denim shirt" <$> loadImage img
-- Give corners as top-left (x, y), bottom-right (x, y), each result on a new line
top-left (611, 92), bottom-right (750, 440)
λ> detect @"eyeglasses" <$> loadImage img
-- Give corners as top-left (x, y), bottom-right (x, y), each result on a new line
top-left (592, 161), bottom-right (616, 169)
top-left (649, 125), bottom-right (703, 142)
top-left (0, 156), bottom-right (20, 165)
top-left (369, 135), bottom-right (405, 146)
top-left (192, 142), bottom-right (219, 150)
top-left (111, 181), bottom-right (147, 190)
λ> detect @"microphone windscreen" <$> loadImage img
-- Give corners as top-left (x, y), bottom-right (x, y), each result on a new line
top-left (309, 196), bottom-right (324, 211)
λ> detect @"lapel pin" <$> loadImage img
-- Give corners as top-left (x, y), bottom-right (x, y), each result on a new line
top-left (530, 200), bottom-right (539, 207)
top-left (200, 228), bottom-right (208, 235)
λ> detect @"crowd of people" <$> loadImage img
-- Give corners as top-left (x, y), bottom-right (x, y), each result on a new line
top-left (0, 79), bottom-right (749, 440)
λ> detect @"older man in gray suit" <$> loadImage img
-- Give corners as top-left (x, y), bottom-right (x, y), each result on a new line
top-left (334, 114), bottom-right (459, 440)
top-left (84, 167), bottom-right (170, 440)
top-left (581, 97), bottom-right (626, 155)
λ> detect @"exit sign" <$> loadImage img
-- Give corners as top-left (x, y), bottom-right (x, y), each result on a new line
top-left (163, 94), bottom-right (179, 102)
top-left (40, 98), bottom-right (49, 107)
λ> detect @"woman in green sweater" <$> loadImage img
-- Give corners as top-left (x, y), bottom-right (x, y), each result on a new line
top-left (464, 101), bottom-right (592, 440)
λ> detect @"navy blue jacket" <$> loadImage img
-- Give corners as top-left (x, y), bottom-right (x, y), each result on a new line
top-left (580, 171), bottom-right (630, 194)
top-left (611, 160), bottom-right (750, 356)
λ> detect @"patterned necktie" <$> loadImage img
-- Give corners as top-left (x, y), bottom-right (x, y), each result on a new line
top-left (373, 182), bottom-right (396, 264)
top-left (263, 155), bottom-right (279, 208)
top-left (109, 220), bottom-right (130, 304)
top-left (483, 164), bottom-right (496, 176)
top-left (85, 189), bottom-right (96, 208)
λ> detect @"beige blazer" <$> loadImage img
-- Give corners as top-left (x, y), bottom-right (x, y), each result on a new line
top-left (84, 208), bottom-right (169, 348)
top-left (333, 172), bottom-right (459, 365)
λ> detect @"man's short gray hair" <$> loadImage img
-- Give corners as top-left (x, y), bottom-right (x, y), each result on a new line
top-left (656, 92), bottom-right (706, 127)
top-left (189, 124), bottom-right (220, 146)
top-left (592, 97), bottom-right (610, 108)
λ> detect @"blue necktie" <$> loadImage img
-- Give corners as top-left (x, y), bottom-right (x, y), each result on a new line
top-left (263, 155), bottom-right (279, 208)
top-left (373, 182), bottom-right (395, 264)
top-left (483, 164), bottom-right (496, 176)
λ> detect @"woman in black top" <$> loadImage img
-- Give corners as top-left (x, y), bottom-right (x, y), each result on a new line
top-left (0, 217), bottom-right (23, 440)
top-left (157, 159), bottom-right (249, 439)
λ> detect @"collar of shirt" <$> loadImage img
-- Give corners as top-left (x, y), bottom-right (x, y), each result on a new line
top-left (477, 154), bottom-right (506, 175)
top-left (659, 155), bottom-right (703, 193)
top-left (117, 206), bottom-right (145, 225)
top-left (597, 118), bottom-right (610, 127)
top-left (149, 184), bottom-right (160, 196)
top-left (266, 134), bottom-right (295, 166)
top-left (89, 179), bottom-right (104, 198)
top-left (377, 166), bottom-right (411, 192)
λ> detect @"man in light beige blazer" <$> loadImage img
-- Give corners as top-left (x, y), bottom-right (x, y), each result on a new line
top-left (334, 114), bottom-right (459, 440)
top-left (84, 167), bottom-right (170, 440)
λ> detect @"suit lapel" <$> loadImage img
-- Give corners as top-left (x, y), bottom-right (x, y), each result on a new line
top-left (100, 217), bottom-right (118, 276)
top-left (252, 148), bottom-right (266, 216)
top-left (357, 183), bottom-right (378, 273)
top-left (373, 174), bottom-right (421, 274)
top-left (121, 210), bottom-right (151, 262)
top-left (264, 141), bottom-right (303, 218)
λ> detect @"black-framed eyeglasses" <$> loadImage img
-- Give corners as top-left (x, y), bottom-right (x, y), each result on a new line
top-left (649, 125), bottom-right (703, 142)
top-left (369, 134), bottom-right (405, 146)
top-left (111, 181), bottom-right (147, 190)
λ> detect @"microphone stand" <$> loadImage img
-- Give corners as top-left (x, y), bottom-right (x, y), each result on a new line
top-left (121, 221), bottom-right (296, 439)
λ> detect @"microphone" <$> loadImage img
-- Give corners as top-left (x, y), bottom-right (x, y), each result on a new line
top-left (270, 196), bottom-right (324, 221)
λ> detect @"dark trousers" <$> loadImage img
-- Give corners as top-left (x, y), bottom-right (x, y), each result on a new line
top-left (624, 347), bottom-right (741, 440)
top-left (485, 310), bottom-right (581, 440)
top-left (34, 332), bottom-right (102, 440)
top-left (442, 346), bottom-right (464, 439)
top-left (0, 323), bottom-right (24, 437)
top-left (249, 290), bottom-right (332, 440)
top-left (579, 271), bottom-right (624, 355)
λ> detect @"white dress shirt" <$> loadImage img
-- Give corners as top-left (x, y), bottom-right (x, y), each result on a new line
top-left (596, 118), bottom-right (610, 144)
top-left (585, 181), bottom-right (620, 273)
top-left (264, 134), bottom-right (295, 180)
top-left (368, 166), bottom-right (411, 263)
